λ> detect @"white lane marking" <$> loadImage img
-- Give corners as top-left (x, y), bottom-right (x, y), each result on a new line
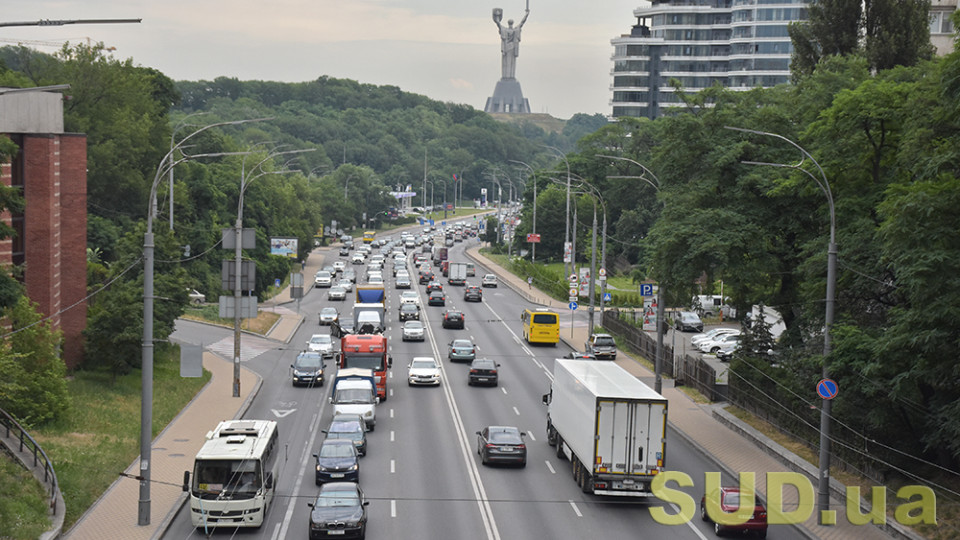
top-left (675, 503), bottom-right (710, 539)
top-left (390, 388), bottom-right (394, 397)
top-left (526, 431), bottom-right (536, 441)
top-left (513, 406), bottom-right (520, 416)
top-left (391, 499), bottom-right (397, 518)
top-left (501, 387), bottom-right (508, 395)
top-left (545, 461), bottom-right (556, 474)
top-left (389, 370), bottom-right (394, 379)
top-left (390, 408), bottom-right (394, 418)
top-left (482, 301), bottom-right (554, 382)
top-left (271, 523), bottom-right (280, 540)
top-left (390, 430), bottom-right (395, 442)
top-left (390, 459), bottom-right (395, 474)
top-left (569, 500), bottom-right (583, 517)
top-left (276, 388), bottom-right (328, 540)
top-left (521, 345), bottom-right (533, 356)
top-left (512, 335), bottom-right (521, 345)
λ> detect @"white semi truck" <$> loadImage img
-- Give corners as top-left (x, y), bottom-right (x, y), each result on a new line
top-left (542, 359), bottom-right (668, 496)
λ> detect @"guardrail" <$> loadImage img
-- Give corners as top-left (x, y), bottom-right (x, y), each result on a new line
top-left (0, 407), bottom-right (60, 514)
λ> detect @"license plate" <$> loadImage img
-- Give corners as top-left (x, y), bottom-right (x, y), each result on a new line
top-left (331, 473), bottom-right (345, 478)
top-left (499, 446), bottom-right (514, 452)
top-left (328, 531), bottom-right (345, 536)
top-left (477, 377), bottom-right (488, 382)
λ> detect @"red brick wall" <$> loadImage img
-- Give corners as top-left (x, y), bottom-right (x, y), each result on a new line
top-left (59, 134), bottom-right (87, 369)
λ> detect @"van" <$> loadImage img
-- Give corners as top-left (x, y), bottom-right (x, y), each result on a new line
top-left (329, 377), bottom-right (378, 430)
top-left (465, 263), bottom-right (475, 277)
top-left (693, 295), bottom-right (727, 316)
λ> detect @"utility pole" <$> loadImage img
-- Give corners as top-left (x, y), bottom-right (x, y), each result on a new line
top-left (587, 200), bottom-right (598, 333)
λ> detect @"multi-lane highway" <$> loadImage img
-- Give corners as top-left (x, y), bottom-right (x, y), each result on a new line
top-left (166, 230), bottom-right (805, 539)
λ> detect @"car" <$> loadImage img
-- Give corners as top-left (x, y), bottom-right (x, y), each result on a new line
top-left (395, 275), bottom-right (412, 289)
top-left (585, 333), bottom-right (617, 360)
top-left (325, 414), bottom-right (367, 456)
top-left (463, 285), bottom-right (482, 302)
top-left (341, 269), bottom-right (357, 283)
top-left (402, 320), bottom-right (425, 341)
top-left (332, 260), bottom-right (347, 273)
top-left (476, 426), bottom-right (526, 466)
top-left (339, 246), bottom-right (350, 256)
top-left (313, 438), bottom-right (360, 485)
top-left (351, 253), bottom-right (366, 265)
top-left (715, 342), bottom-right (739, 362)
top-left (336, 319), bottom-right (356, 337)
top-left (307, 333), bottom-right (334, 357)
top-left (187, 288), bottom-right (205, 304)
top-left (442, 310), bottom-right (465, 329)
top-left (314, 271), bottom-right (333, 288)
top-left (691, 327), bottom-right (740, 347)
top-left (322, 264), bottom-right (338, 276)
top-left (407, 357), bottom-right (442, 386)
top-left (427, 291), bottom-right (446, 306)
top-left (675, 311), bottom-right (705, 332)
top-left (307, 482), bottom-right (368, 539)
top-left (426, 281), bottom-right (444, 294)
top-left (368, 274), bottom-right (384, 285)
top-left (328, 286), bottom-right (347, 301)
top-left (399, 291), bottom-right (420, 305)
top-left (419, 271), bottom-right (435, 284)
top-left (319, 307), bottom-right (340, 326)
top-left (398, 303), bottom-right (421, 321)
top-left (700, 486), bottom-right (768, 538)
top-left (337, 279), bottom-right (354, 292)
top-left (291, 351), bottom-right (325, 386)
top-left (698, 332), bottom-right (742, 354)
top-left (448, 339), bottom-right (476, 362)
top-left (565, 351), bottom-right (597, 360)
top-left (481, 274), bottom-right (498, 288)
top-left (468, 358), bottom-right (500, 386)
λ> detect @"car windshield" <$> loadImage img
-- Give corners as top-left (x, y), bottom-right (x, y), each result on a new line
top-left (488, 429), bottom-right (521, 443)
top-left (411, 359), bottom-right (436, 370)
top-left (296, 356), bottom-right (322, 368)
top-left (312, 335), bottom-right (331, 345)
top-left (452, 340), bottom-right (472, 348)
top-left (329, 421), bottom-right (363, 433)
top-left (315, 491), bottom-right (360, 508)
top-left (404, 321), bottom-right (423, 329)
top-left (321, 308), bottom-right (337, 316)
top-left (682, 314), bottom-right (699, 321)
top-left (319, 443), bottom-right (355, 458)
top-left (335, 389), bottom-right (372, 403)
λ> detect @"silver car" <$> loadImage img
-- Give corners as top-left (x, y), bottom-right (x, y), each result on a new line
top-left (328, 286), bottom-right (347, 301)
top-left (402, 320), bottom-right (425, 341)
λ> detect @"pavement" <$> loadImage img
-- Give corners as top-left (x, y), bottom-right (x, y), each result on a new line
top-left (52, 237), bottom-right (918, 540)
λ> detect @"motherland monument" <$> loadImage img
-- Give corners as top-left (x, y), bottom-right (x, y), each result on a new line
top-left (484, 1), bottom-right (532, 114)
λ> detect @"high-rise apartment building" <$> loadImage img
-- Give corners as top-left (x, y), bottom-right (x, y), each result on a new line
top-left (611, 0), bottom-right (807, 119)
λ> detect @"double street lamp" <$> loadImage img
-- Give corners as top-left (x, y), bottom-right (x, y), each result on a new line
top-left (509, 160), bottom-right (537, 261)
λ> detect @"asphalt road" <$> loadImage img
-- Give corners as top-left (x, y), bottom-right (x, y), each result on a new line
top-left (166, 230), bottom-right (805, 540)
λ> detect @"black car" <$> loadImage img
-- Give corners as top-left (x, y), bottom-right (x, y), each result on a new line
top-left (398, 303), bottom-right (421, 321)
top-left (419, 271), bottom-right (435, 284)
top-left (308, 482), bottom-right (368, 539)
top-left (291, 352), bottom-right (325, 386)
top-left (468, 358), bottom-right (500, 386)
top-left (464, 286), bottom-right (483, 302)
top-left (325, 414), bottom-right (367, 456)
top-left (427, 290), bottom-right (446, 306)
top-left (426, 281), bottom-right (444, 294)
top-left (476, 426), bottom-right (527, 466)
top-left (675, 311), bottom-right (705, 332)
top-left (442, 310), bottom-right (465, 329)
top-left (313, 439), bottom-right (360, 485)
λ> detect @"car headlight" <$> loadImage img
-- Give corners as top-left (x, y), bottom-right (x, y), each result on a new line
top-left (348, 464), bottom-right (358, 471)
top-left (364, 411), bottom-right (372, 417)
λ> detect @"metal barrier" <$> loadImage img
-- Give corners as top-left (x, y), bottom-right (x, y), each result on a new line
top-left (0, 407), bottom-right (60, 514)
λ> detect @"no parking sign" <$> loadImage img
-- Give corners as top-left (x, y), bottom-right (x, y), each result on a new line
top-left (817, 378), bottom-right (838, 400)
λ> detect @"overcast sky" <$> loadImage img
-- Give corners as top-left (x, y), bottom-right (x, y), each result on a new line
top-left (3, 1), bottom-right (646, 119)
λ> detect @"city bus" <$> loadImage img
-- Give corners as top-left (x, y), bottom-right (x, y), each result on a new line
top-left (521, 308), bottom-right (560, 345)
top-left (184, 419), bottom-right (280, 529)
top-left (362, 231), bottom-right (376, 244)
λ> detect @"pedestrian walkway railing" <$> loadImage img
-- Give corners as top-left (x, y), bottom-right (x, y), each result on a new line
top-left (0, 406), bottom-right (60, 514)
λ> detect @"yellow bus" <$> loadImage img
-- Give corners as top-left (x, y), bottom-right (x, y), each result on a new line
top-left (521, 308), bottom-right (560, 345)
top-left (362, 231), bottom-right (376, 244)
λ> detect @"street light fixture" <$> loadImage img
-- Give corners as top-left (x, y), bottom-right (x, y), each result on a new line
top-left (544, 145), bottom-right (572, 278)
top-left (725, 125), bottom-right (837, 524)
top-left (509, 160), bottom-right (537, 261)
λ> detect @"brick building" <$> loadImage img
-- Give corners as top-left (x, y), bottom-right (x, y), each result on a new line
top-left (0, 87), bottom-right (88, 369)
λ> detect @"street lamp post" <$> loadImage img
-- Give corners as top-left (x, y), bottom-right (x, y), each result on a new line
top-left (725, 126), bottom-right (837, 525)
top-left (167, 112), bottom-right (211, 230)
top-left (509, 160), bottom-right (537, 261)
top-left (140, 118), bottom-right (267, 525)
top-left (545, 145), bottom-right (572, 278)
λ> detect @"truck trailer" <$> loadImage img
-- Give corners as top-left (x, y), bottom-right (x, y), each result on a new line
top-left (542, 359), bottom-right (667, 497)
top-left (447, 262), bottom-right (468, 286)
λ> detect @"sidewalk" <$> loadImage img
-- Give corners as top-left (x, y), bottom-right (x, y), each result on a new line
top-left (465, 246), bottom-right (914, 540)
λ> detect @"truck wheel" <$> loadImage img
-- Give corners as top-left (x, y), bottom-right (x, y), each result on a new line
top-left (546, 424), bottom-right (557, 447)
top-left (581, 470), bottom-right (593, 493)
top-left (555, 436), bottom-right (566, 460)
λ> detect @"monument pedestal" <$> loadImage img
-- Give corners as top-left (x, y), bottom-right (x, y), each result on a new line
top-left (484, 78), bottom-right (531, 114)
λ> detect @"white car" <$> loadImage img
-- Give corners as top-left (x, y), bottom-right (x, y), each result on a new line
top-left (336, 279), bottom-right (354, 292)
top-left (400, 291), bottom-right (420, 305)
top-left (402, 320), bottom-right (425, 341)
top-left (187, 288), bottom-right (205, 304)
top-left (481, 274), bottom-right (498, 288)
top-left (368, 274), bottom-right (384, 285)
top-left (307, 334), bottom-right (334, 357)
top-left (314, 271), bottom-right (333, 288)
top-left (332, 260), bottom-right (346, 273)
top-left (698, 332), bottom-right (741, 354)
top-left (691, 327), bottom-right (739, 347)
top-left (351, 253), bottom-right (366, 265)
top-left (407, 357), bottom-right (441, 386)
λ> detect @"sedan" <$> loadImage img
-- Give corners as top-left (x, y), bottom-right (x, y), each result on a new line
top-left (336, 279), bottom-right (354, 292)
top-left (700, 486), bottom-right (768, 538)
top-left (313, 439), bottom-right (359, 484)
top-left (675, 311), bottom-right (704, 332)
top-left (398, 303), bottom-right (421, 321)
top-left (339, 246), bottom-right (350, 256)
top-left (401, 320), bottom-right (425, 341)
top-left (328, 286), bottom-right (347, 301)
top-left (481, 274), bottom-right (498, 288)
top-left (419, 271), bottom-right (435, 284)
top-left (448, 339), bottom-right (476, 362)
top-left (332, 260), bottom-right (347, 273)
top-left (698, 332), bottom-right (741, 354)
top-left (468, 358), bottom-right (500, 386)
top-left (691, 327), bottom-right (740, 347)
top-left (399, 291), bottom-right (420, 305)
top-left (442, 310), bottom-right (465, 329)
top-left (187, 288), bottom-right (206, 305)
top-left (427, 291), bottom-right (446, 306)
top-left (476, 426), bottom-right (527, 466)
top-left (426, 281), bottom-right (444, 294)
top-left (395, 275), bottom-right (412, 289)
top-left (307, 482), bottom-right (368, 539)
top-left (291, 351), bottom-right (325, 387)
top-left (324, 414), bottom-right (367, 456)
top-left (463, 285), bottom-right (482, 302)
top-left (307, 334), bottom-right (334, 357)
top-left (407, 357), bottom-right (442, 386)
top-left (319, 307), bottom-right (340, 326)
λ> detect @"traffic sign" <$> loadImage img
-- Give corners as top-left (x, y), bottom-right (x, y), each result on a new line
top-left (568, 273), bottom-right (578, 282)
top-left (599, 268), bottom-right (607, 281)
top-left (569, 288), bottom-right (578, 297)
top-left (640, 283), bottom-right (655, 296)
top-left (817, 379), bottom-right (839, 400)
top-left (569, 296), bottom-right (578, 302)
top-left (603, 292), bottom-right (612, 302)
top-left (569, 301), bottom-right (578, 310)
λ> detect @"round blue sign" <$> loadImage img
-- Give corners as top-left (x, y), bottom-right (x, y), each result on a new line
top-left (569, 301), bottom-right (578, 310)
top-left (817, 378), bottom-right (838, 400)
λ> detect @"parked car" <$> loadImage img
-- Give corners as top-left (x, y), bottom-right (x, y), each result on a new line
top-left (691, 327), bottom-right (740, 347)
top-left (675, 311), bottom-right (704, 332)
top-left (698, 332), bottom-right (742, 354)
top-left (324, 414), bottom-right (367, 456)
top-left (468, 358), bottom-right (500, 386)
top-left (402, 320), bottom-right (425, 341)
top-left (585, 333), bottom-right (617, 360)
top-left (407, 357), bottom-right (442, 386)
top-left (426, 281), bottom-right (444, 294)
top-left (398, 303), bottom-right (421, 321)
top-left (427, 291), bottom-right (446, 306)
top-left (476, 426), bottom-right (526, 466)
top-left (187, 288), bottom-right (206, 304)
top-left (464, 285), bottom-right (483, 302)
top-left (312, 439), bottom-right (359, 484)
top-left (319, 307), bottom-right (340, 326)
top-left (700, 486), bottom-right (768, 538)
top-left (442, 310), bottom-right (465, 329)
top-left (448, 339), bottom-right (477, 362)
top-left (291, 351), bottom-right (325, 387)
top-left (307, 483), bottom-right (368, 538)
top-left (328, 286), bottom-right (347, 301)
top-left (481, 274), bottom-right (498, 288)
top-left (307, 334), bottom-right (334, 357)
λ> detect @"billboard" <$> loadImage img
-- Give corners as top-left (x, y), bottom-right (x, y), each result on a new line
top-left (270, 237), bottom-right (299, 259)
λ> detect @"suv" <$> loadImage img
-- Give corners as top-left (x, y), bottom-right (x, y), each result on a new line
top-left (585, 333), bottom-right (617, 360)
top-left (675, 311), bottom-right (704, 332)
top-left (481, 274), bottom-right (498, 288)
top-left (464, 285), bottom-right (482, 302)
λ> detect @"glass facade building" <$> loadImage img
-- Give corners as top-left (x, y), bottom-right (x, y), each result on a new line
top-left (611, 0), bottom-right (807, 119)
